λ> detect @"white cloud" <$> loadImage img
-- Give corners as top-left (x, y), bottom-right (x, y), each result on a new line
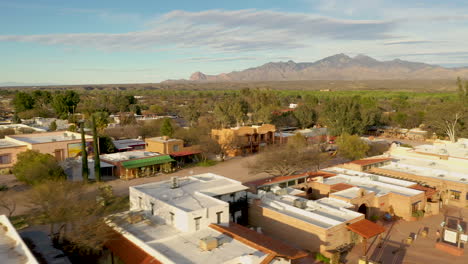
top-left (0, 9), bottom-right (395, 53)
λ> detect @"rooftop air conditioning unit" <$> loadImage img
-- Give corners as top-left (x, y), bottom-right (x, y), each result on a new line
top-left (171, 176), bottom-right (179, 189)
top-left (199, 236), bottom-right (218, 251)
top-left (293, 199), bottom-right (307, 209)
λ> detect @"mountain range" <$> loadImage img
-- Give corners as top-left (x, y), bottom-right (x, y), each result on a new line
top-left (180, 54), bottom-right (468, 82)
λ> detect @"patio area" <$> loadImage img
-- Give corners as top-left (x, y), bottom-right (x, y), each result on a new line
top-left (344, 206), bottom-right (468, 264)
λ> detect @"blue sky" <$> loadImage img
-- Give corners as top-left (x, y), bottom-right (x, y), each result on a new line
top-left (1, 0), bottom-right (468, 84)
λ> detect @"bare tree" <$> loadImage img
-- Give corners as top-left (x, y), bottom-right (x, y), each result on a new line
top-left (0, 191), bottom-right (17, 217)
top-left (27, 181), bottom-right (127, 251)
top-left (248, 144), bottom-right (329, 176)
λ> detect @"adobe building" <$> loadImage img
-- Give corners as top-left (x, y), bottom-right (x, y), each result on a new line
top-left (145, 136), bottom-right (201, 166)
top-left (0, 131), bottom-right (92, 168)
top-left (105, 174), bottom-right (309, 263)
top-left (343, 141), bottom-right (468, 208)
top-left (248, 188), bottom-right (385, 257)
top-left (211, 124), bottom-right (276, 156)
top-left (100, 151), bottom-right (174, 180)
top-left (306, 167), bottom-right (428, 221)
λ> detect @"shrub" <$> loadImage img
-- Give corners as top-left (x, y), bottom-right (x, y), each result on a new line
top-left (412, 210), bottom-right (424, 218)
top-left (197, 160), bottom-right (218, 167)
top-left (0, 184), bottom-right (8, 191)
top-left (315, 252), bottom-right (330, 263)
top-left (12, 150), bottom-right (66, 185)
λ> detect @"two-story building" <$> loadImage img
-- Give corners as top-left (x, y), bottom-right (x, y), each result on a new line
top-left (211, 124), bottom-right (276, 156)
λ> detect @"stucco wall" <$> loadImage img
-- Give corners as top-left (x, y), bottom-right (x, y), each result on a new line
top-left (0, 145), bottom-right (28, 169)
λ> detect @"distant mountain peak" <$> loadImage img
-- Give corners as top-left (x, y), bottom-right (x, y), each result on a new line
top-left (180, 53), bottom-right (468, 82)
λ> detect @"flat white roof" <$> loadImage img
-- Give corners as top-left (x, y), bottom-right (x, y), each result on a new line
top-left (132, 173), bottom-right (249, 212)
top-left (0, 124), bottom-right (46, 132)
top-left (259, 189), bottom-right (362, 229)
top-left (414, 139), bottom-right (468, 159)
top-left (100, 151), bottom-right (161, 162)
top-left (383, 156), bottom-right (468, 184)
top-left (8, 131), bottom-right (89, 144)
top-left (0, 139), bottom-right (25, 148)
top-left (146, 136), bottom-right (180, 143)
top-left (322, 168), bottom-right (422, 197)
top-left (113, 216), bottom-right (267, 264)
top-left (0, 215), bottom-right (38, 264)
top-left (326, 167), bottom-right (416, 187)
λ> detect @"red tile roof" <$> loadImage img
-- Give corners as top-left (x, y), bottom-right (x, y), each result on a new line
top-left (169, 150), bottom-right (201, 157)
top-left (331, 183), bottom-right (355, 192)
top-left (105, 232), bottom-right (161, 264)
top-left (210, 222), bottom-right (308, 260)
top-left (348, 158), bottom-right (392, 166)
top-left (346, 219), bottom-right (386, 239)
top-left (245, 171), bottom-right (336, 188)
top-left (409, 184), bottom-right (437, 198)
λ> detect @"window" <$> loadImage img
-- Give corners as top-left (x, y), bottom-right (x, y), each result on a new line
top-left (194, 217), bottom-right (202, 230)
top-left (173, 144), bottom-right (179, 152)
top-left (150, 202), bottom-right (155, 215)
top-left (216, 211), bottom-right (223, 224)
top-left (170, 212), bottom-right (174, 225)
top-left (450, 190), bottom-right (461, 200)
top-left (287, 180), bottom-right (296, 186)
top-left (298, 178), bottom-right (305, 184)
top-left (279, 182), bottom-right (287, 188)
top-left (138, 196), bottom-right (142, 209)
top-left (0, 154), bottom-right (11, 164)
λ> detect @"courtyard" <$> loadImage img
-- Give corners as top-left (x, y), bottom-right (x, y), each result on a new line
top-left (345, 206), bottom-right (468, 264)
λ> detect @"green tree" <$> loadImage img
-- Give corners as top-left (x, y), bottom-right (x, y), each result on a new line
top-left (80, 122), bottom-right (89, 183)
top-left (99, 135), bottom-right (116, 154)
top-left (32, 90), bottom-right (52, 108)
top-left (92, 115), bottom-right (101, 182)
top-left (51, 91), bottom-right (80, 118)
top-left (12, 150), bottom-right (66, 185)
top-left (12, 92), bottom-right (34, 113)
top-left (321, 97), bottom-right (368, 136)
top-left (160, 118), bottom-right (174, 137)
top-left (336, 133), bottom-right (370, 161)
top-left (49, 120), bottom-right (57, 131)
top-left (293, 104), bottom-right (317, 129)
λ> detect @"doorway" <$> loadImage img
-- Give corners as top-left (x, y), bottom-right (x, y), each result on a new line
top-left (358, 204), bottom-right (368, 218)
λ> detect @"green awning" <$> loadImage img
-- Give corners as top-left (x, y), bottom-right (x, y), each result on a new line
top-left (122, 155), bottom-right (174, 169)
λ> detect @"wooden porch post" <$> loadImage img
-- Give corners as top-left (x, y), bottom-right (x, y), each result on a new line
top-left (362, 238), bottom-right (367, 259)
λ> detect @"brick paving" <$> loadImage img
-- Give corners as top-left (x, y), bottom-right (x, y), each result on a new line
top-left (345, 207), bottom-right (468, 264)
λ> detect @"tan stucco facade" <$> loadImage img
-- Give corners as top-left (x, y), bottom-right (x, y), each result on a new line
top-left (145, 136), bottom-right (199, 155)
top-left (298, 181), bottom-right (427, 221)
top-left (211, 124), bottom-right (276, 156)
top-left (248, 199), bottom-right (364, 256)
top-left (0, 132), bottom-right (93, 168)
top-left (0, 145), bottom-right (28, 169)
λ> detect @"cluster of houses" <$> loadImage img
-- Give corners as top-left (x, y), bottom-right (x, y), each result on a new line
top-left (2, 137), bottom-right (468, 263)
top-left (94, 139), bottom-right (467, 264)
